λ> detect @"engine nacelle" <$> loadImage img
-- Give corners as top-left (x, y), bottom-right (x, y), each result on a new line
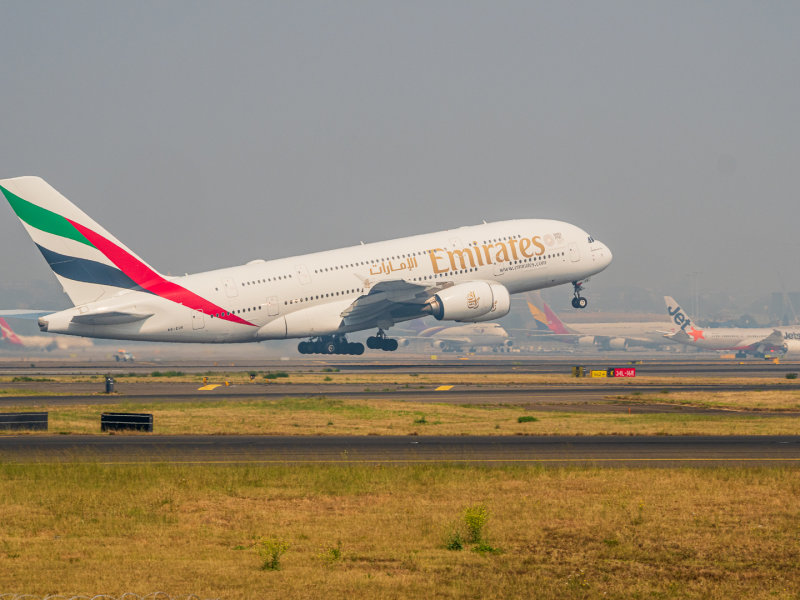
top-left (783, 339), bottom-right (800, 357)
top-left (577, 336), bottom-right (596, 348)
top-left (606, 337), bottom-right (628, 350)
top-left (432, 340), bottom-right (446, 350)
top-left (462, 283), bottom-right (512, 322)
top-left (424, 282), bottom-right (510, 322)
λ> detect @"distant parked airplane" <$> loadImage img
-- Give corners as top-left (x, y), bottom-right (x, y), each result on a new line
top-left (526, 297), bottom-right (674, 350)
top-left (398, 320), bottom-right (513, 352)
top-left (0, 176), bottom-right (611, 355)
top-left (663, 296), bottom-right (800, 358)
top-left (0, 317), bottom-right (92, 351)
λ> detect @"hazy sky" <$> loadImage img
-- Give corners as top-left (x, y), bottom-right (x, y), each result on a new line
top-left (1, 1), bottom-right (798, 311)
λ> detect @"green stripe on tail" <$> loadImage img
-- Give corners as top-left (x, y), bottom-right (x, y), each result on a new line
top-left (0, 184), bottom-right (92, 247)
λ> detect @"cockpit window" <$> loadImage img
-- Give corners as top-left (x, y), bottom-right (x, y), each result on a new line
top-left (587, 236), bottom-right (595, 243)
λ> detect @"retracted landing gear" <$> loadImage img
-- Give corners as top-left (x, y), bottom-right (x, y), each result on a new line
top-left (571, 280), bottom-right (588, 309)
top-left (366, 329), bottom-right (399, 352)
top-left (298, 335), bottom-right (364, 355)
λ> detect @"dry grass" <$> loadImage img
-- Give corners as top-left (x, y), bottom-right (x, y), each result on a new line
top-left (0, 396), bottom-right (798, 437)
top-left (1, 464), bottom-right (799, 598)
top-left (620, 390), bottom-right (800, 412)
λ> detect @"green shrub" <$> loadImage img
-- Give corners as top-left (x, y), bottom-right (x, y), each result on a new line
top-left (463, 504), bottom-right (489, 543)
top-left (517, 415), bottom-right (538, 423)
top-left (256, 537), bottom-right (288, 571)
top-left (318, 540), bottom-right (343, 563)
top-left (445, 529), bottom-right (464, 551)
top-left (264, 371), bottom-right (289, 380)
top-left (786, 373), bottom-right (798, 380)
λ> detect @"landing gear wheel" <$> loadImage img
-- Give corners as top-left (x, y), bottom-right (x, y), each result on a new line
top-left (571, 281), bottom-right (588, 309)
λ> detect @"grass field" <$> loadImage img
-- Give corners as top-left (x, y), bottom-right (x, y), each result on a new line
top-left (1, 463), bottom-right (799, 599)
top-left (1, 395), bottom-right (799, 436)
top-left (619, 389), bottom-right (800, 412)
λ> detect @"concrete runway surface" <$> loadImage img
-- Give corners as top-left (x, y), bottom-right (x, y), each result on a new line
top-left (1, 434), bottom-right (799, 467)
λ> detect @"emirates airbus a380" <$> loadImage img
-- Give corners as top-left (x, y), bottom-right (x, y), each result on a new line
top-left (0, 176), bottom-right (612, 355)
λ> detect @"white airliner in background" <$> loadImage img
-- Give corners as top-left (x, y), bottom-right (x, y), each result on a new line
top-left (397, 321), bottom-right (513, 353)
top-left (0, 176), bottom-right (612, 355)
top-left (664, 296), bottom-right (800, 358)
top-left (526, 297), bottom-right (675, 350)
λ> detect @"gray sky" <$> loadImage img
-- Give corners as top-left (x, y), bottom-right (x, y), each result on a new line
top-left (1, 1), bottom-right (799, 313)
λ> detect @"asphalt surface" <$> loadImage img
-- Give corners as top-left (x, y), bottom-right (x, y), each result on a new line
top-left (1, 358), bottom-right (799, 466)
top-left (2, 356), bottom-right (800, 377)
top-left (1, 434), bottom-right (798, 466)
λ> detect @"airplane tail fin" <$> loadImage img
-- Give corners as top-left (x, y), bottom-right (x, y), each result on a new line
top-left (526, 296), bottom-right (574, 335)
top-left (540, 302), bottom-right (574, 335)
top-left (0, 318), bottom-right (24, 346)
top-left (0, 177), bottom-right (164, 307)
top-left (664, 296), bottom-right (695, 334)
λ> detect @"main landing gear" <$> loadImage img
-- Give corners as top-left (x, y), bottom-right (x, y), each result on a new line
top-left (571, 281), bottom-right (588, 309)
top-left (366, 329), bottom-right (399, 352)
top-left (298, 335), bottom-right (364, 355)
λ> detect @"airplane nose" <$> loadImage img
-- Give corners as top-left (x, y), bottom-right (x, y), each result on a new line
top-left (596, 241), bottom-right (612, 269)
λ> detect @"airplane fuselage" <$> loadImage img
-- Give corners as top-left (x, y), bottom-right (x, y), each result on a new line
top-left (40, 219), bottom-right (611, 342)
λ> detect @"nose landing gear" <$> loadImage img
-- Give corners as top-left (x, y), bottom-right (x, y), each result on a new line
top-left (366, 329), bottom-right (399, 352)
top-left (571, 281), bottom-right (588, 309)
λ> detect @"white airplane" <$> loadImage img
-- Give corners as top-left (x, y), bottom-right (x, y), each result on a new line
top-left (399, 321), bottom-right (513, 352)
top-left (664, 296), bottom-right (800, 358)
top-left (0, 176), bottom-right (612, 355)
top-left (0, 317), bottom-right (93, 351)
top-left (526, 298), bottom-right (675, 350)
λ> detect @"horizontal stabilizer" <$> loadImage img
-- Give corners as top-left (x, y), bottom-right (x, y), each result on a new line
top-left (71, 311), bottom-right (153, 326)
top-left (0, 309), bottom-right (56, 319)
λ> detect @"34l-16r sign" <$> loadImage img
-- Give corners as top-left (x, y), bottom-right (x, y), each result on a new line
top-left (612, 368), bottom-right (636, 377)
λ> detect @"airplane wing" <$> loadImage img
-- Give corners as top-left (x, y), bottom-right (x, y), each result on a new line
top-left (340, 280), bottom-right (442, 330)
top-left (754, 329), bottom-right (786, 350)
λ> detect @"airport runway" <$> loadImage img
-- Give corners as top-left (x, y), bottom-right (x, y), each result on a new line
top-left (1, 359), bottom-right (798, 467)
top-left (2, 356), bottom-right (800, 378)
top-left (1, 434), bottom-right (799, 466)
top-left (1, 379), bottom-right (800, 414)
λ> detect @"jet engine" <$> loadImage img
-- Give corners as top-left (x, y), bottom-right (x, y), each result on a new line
top-left (606, 338), bottom-right (628, 350)
top-left (424, 282), bottom-right (511, 322)
top-left (577, 336), bottom-right (596, 347)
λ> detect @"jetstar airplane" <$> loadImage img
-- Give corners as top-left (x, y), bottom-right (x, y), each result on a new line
top-left (0, 176), bottom-right (612, 355)
top-left (0, 317), bottom-right (93, 351)
top-left (526, 297), bottom-right (674, 350)
top-left (663, 296), bottom-right (800, 358)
